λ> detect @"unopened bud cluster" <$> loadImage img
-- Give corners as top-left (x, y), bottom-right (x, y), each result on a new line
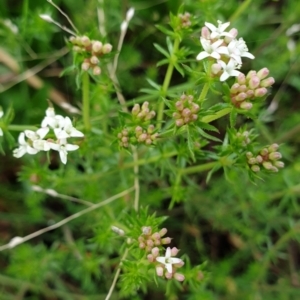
top-left (69, 35), bottom-right (113, 75)
top-left (135, 125), bottom-right (158, 145)
top-left (236, 130), bottom-right (251, 147)
top-left (173, 94), bottom-right (200, 127)
top-left (230, 68), bottom-right (275, 110)
top-left (178, 12), bottom-right (191, 28)
top-left (132, 102), bottom-right (156, 121)
top-left (138, 226), bottom-right (184, 281)
top-left (247, 143), bottom-right (284, 173)
top-left (138, 226), bottom-right (171, 252)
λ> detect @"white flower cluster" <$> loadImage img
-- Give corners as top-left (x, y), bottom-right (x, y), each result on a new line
top-left (13, 108), bottom-right (84, 164)
top-left (196, 20), bottom-right (255, 81)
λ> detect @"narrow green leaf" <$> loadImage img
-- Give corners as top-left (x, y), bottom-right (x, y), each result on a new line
top-left (198, 128), bottom-right (221, 142)
top-left (153, 43), bottom-right (170, 58)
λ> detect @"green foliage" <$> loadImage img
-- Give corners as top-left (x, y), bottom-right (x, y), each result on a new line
top-left (0, 0), bottom-right (300, 299)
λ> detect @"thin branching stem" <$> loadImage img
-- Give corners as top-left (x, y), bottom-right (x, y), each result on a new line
top-left (0, 187), bottom-right (134, 251)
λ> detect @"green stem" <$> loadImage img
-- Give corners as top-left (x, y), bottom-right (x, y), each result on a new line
top-left (229, 0), bottom-right (253, 23)
top-left (8, 125), bottom-right (38, 131)
top-left (201, 107), bottom-right (232, 123)
top-left (82, 71), bottom-right (91, 131)
top-left (157, 38), bottom-right (180, 129)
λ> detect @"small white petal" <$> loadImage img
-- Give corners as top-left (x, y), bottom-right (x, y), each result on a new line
top-left (65, 144), bottom-right (79, 151)
top-left (59, 149), bottom-right (67, 164)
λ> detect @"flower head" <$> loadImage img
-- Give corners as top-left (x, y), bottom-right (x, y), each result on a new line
top-left (205, 20), bottom-right (232, 39)
top-left (49, 138), bottom-right (79, 164)
top-left (156, 247), bottom-right (183, 274)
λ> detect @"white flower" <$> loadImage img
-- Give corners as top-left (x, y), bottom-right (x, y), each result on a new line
top-left (49, 138), bottom-right (79, 164)
top-left (0, 109), bottom-right (3, 136)
top-left (13, 132), bottom-right (39, 158)
top-left (25, 127), bottom-right (49, 141)
top-left (55, 117), bottom-right (84, 139)
top-left (205, 20), bottom-right (232, 39)
top-left (227, 38), bottom-right (254, 64)
top-left (41, 108), bottom-right (65, 134)
top-left (156, 247), bottom-right (183, 274)
top-left (196, 38), bottom-right (225, 60)
top-left (218, 59), bottom-right (241, 81)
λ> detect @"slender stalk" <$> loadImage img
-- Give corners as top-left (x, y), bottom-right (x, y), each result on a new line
top-left (105, 248), bottom-right (129, 300)
top-left (0, 186), bottom-right (134, 251)
top-left (157, 38), bottom-right (180, 129)
top-left (133, 147), bottom-right (140, 212)
top-left (82, 71), bottom-right (91, 131)
top-left (229, 0), bottom-right (253, 23)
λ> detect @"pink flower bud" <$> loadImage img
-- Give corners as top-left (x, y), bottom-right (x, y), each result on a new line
top-left (240, 102), bottom-right (253, 110)
top-left (246, 70), bottom-right (257, 80)
top-left (132, 103), bottom-right (140, 115)
top-left (142, 226), bottom-right (152, 235)
top-left (260, 77), bottom-right (275, 88)
top-left (248, 158), bottom-right (257, 165)
top-left (138, 133), bottom-right (147, 142)
top-left (161, 237), bottom-right (172, 244)
top-left (135, 126), bottom-right (143, 134)
top-left (201, 26), bottom-right (211, 39)
top-left (246, 90), bottom-right (254, 98)
top-left (176, 119), bottom-right (184, 127)
top-left (211, 63), bottom-right (221, 74)
top-left (237, 73), bottom-right (246, 85)
top-left (171, 247), bottom-right (180, 256)
top-left (175, 101), bottom-right (184, 111)
top-left (165, 272), bottom-right (173, 279)
top-left (121, 136), bottom-right (128, 143)
top-left (251, 165), bottom-right (260, 172)
top-left (90, 56), bottom-right (99, 65)
top-left (191, 114), bottom-right (198, 121)
top-left (147, 254), bottom-right (154, 262)
top-left (182, 108), bottom-right (191, 117)
top-left (93, 66), bottom-right (101, 75)
top-left (122, 129), bottom-right (128, 136)
top-left (81, 36), bottom-right (91, 46)
top-left (152, 247), bottom-right (159, 256)
top-left (147, 124), bottom-right (155, 133)
top-left (246, 152), bottom-right (253, 159)
top-left (174, 273), bottom-right (185, 282)
top-left (156, 266), bottom-right (164, 277)
top-left (154, 239), bottom-right (161, 245)
top-left (230, 83), bottom-right (240, 93)
top-left (256, 155), bottom-right (263, 163)
top-left (270, 166), bottom-right (278, 172)
top-left (159, 228), bottom-right (167, 237)
top-left (139, 242), bottom-right (145, 249)
top-left (263, 161), bottom-right (273, 170)
top-left (92, 41), bottom-right (103, 53)
top-left (191, 103), bottom-right (200, 112)
top-left (173, 112), bottom-right (180, 119)
top-left (147, 240), bottom-right (154, 247)
top-left (254, 87), bottom-right (267, 97)
top-left (102, 43), bottom-right (113, 54)
top-left (274, 161), bottom-right (284, 168)
top-left (269, 152), bottom-right (282, 160)
top-left (138, 236), bottom-right (144, 243)
top-left (257, 67), bottom-right (269, 79)
top-left (249, 76), bottom-right (260, 89)
top-left (238, 85), bottom-right (247, 93)
top-left (152, 232), bottom-right (160, 240)
top-left (142, 101), bottom-right (149, 110)
top-left (145, 138), bottom-right (152, 145)
top-left (268, 143), bottom-right (279, 152)
top-left (260, 148), bottom-right (269, 156)
top-left (81, 61), bottom-right (90, 71)
top-left (236, 92), bottom-right (247, 101)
